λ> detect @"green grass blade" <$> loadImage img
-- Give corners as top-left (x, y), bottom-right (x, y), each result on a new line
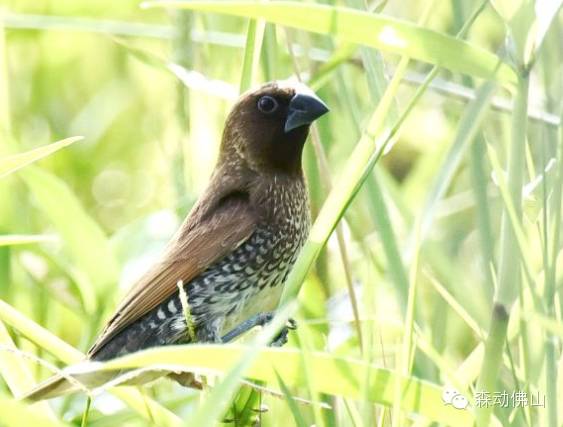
top-left (426, 273), bottom-right (483, 337)
top-left (239, 18), bottom-right (265, 93)
top-left (275, 371), bottom-right (308, 427)
top-left (531, 0), bottom-right (563, 63)
top-left (0, 299), bottom-right (183, 427)
top-left (0, 327), bottom-right (27, 392)
top-left (485, 143), bottom-right (534, 281)
top-left (0, 299), bottom-right (83, 362)
top-left (0, 21), bottom-right (10, 137)
top-left (309, 43), bottom-right (357, 90)
top-left (469, 134), bottom-right (496, 300)
top-left (392, 217), bottom-right (420, 426)
top-left (1, 13), bottom-right (174, 39)
top-left (475, 72), bottom-right (530, 427)
top-left (0, 234), bottom-right (57, 246)
top-left (0, 136), bottom-right (83, 178)
top-left (525, 312), bottom-right (563, 338)
top-left (181, 305), bottom-right (294, 427)
top-left (281, 54), bottom-right (411, 304)
top-left (281, 0), bottom-right (492, 306)
top-left (294, 323), bottom-right (326, 427)
top-left (0, 320), bottom-right (55, 425)
top-left (412, 80), bottom-right (496, 247)
top-left (349, 0), bottom-right (408, 309)
top-left (0, 396), bottom-right (68, 427)
top-left (20, 167), bottom-right (119, 302)
top-left (142, 1), bottom-right (516, 84)
top-left (95, 344), bottom-right (475, 426)
top-left (363, 174), bottom-right (409, 308)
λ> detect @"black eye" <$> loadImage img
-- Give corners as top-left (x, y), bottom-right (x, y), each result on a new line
top-left (257, 96), bottom-right (279, 114)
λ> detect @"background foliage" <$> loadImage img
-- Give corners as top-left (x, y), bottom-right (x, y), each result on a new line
top-left (0, 0), bottom-right (561, 426)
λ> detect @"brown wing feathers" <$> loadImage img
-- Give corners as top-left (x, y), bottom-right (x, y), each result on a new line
top-left (88, 186), bottom-right (256, 357)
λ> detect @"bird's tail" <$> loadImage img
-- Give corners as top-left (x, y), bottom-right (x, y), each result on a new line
top-left (21, 367), bottom-right (119, 402)
top-left (21, 367), bottom-right (166, 401)
top-left (21, 373), bottom-right (80, 402)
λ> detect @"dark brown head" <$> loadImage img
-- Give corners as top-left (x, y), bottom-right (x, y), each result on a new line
top-left (219, 81), bottom-right (329, 175)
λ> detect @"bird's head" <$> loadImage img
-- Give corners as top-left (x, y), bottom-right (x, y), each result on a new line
top-left (219, 80), bottom-right (329, 175)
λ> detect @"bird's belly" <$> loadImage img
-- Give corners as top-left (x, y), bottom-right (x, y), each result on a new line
top-left (187, 224), bottom-right (306, 338)
top-left (219, 275), bottom-right (285, 335)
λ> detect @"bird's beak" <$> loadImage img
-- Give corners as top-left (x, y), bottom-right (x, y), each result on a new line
top-left (284, 91), bottom-right (329, 133)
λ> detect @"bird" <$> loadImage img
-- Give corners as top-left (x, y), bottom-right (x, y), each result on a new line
top-left (23, 80), bottom-right (329, 401)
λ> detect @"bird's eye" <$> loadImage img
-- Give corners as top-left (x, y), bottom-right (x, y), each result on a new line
top-left (257, 96), bottom-right (279, 114)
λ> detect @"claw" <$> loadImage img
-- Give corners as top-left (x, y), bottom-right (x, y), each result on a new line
top-left (286, 318), bottom-right (298, 330)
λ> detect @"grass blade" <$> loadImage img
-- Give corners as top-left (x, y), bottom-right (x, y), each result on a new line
top-left (0, 299), bottom-right (183, 427)
top-left (181, 305), bottom-right (294, 427)
top-left (94, 344), bottom-right (475, 426)
top-left (239, 18), bottom-right (265, 93)
top-left (142, 1), bottom-right (516, 84)
top-left (475, 72), bottom-right (530, 427)
top-left (0, 136), bottom-right (83, 178)
top-left (0, 234), bottom-right (57, 246)
top-left (410, 80), bottom-right (496, 250)
top-left (275, 371), bottom-right (308, 427)
top-left (0, 321), bottom-right (57, 419)
top-left (0, 397), bottom-right (68, 427)
top-left (20, 167), bottom-right (119, 302)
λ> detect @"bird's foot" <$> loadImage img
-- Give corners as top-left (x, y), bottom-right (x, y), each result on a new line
top-left (221, 312), bottom-right (296, 346)
top-left (271, 318), bottom-right (297, 347)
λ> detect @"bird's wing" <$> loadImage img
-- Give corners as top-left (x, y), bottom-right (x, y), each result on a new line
top-left (88, 192), bottom-right (256, 357)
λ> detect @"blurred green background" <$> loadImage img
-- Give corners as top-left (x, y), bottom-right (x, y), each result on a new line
top-left (0, 0), bottom-right (561, 426)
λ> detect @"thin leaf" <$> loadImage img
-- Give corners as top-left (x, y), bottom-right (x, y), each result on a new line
top-left (0, 136), bottom-right (83, 178)
top-left (239, 18), bottom-right (265, 93)
top-left (0, 320), bottom-right (57, 426)
top-left (142, 1), bottom-right (517, 84)
top-left (0, 234), bottom-right (57, 246)
top-left (281, 0), bottom-right (493, 306)
top-left (0, 396), bottom-right (68, 427)
top-left (0, 299), bottom-right (183, 427)
top-left (20, 167), bottom-right (119, 301)
top-left (410, 80), bottom-right (496, 250)
top-left (532, 0), bottom-right (563, 58)
top-left (181, 305), bottom-right (294, 427)
top-left (275, 371), bottom-right (308, 427)
top-left (96, 345), bottom-right (475, 426)
top-left (525, 312), bottom-right (563, 339)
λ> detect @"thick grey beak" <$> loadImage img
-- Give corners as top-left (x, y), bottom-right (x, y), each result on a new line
top-left (284, 92), bottom-right (329, 133)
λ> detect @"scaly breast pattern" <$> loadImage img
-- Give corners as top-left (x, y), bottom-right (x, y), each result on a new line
top-left (187, 177), bottom-right (310, 336)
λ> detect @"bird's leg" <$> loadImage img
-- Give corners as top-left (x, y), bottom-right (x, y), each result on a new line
top-left (171, 315), bottom-right (296, 391)
top-left (221, 312), bottom-right (273, 342)
top-left (221, 312), bottom-right (297, 346)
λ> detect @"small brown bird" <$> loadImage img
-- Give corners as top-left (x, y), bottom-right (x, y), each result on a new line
top-left (24, 80), bottom-right (328, 400)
